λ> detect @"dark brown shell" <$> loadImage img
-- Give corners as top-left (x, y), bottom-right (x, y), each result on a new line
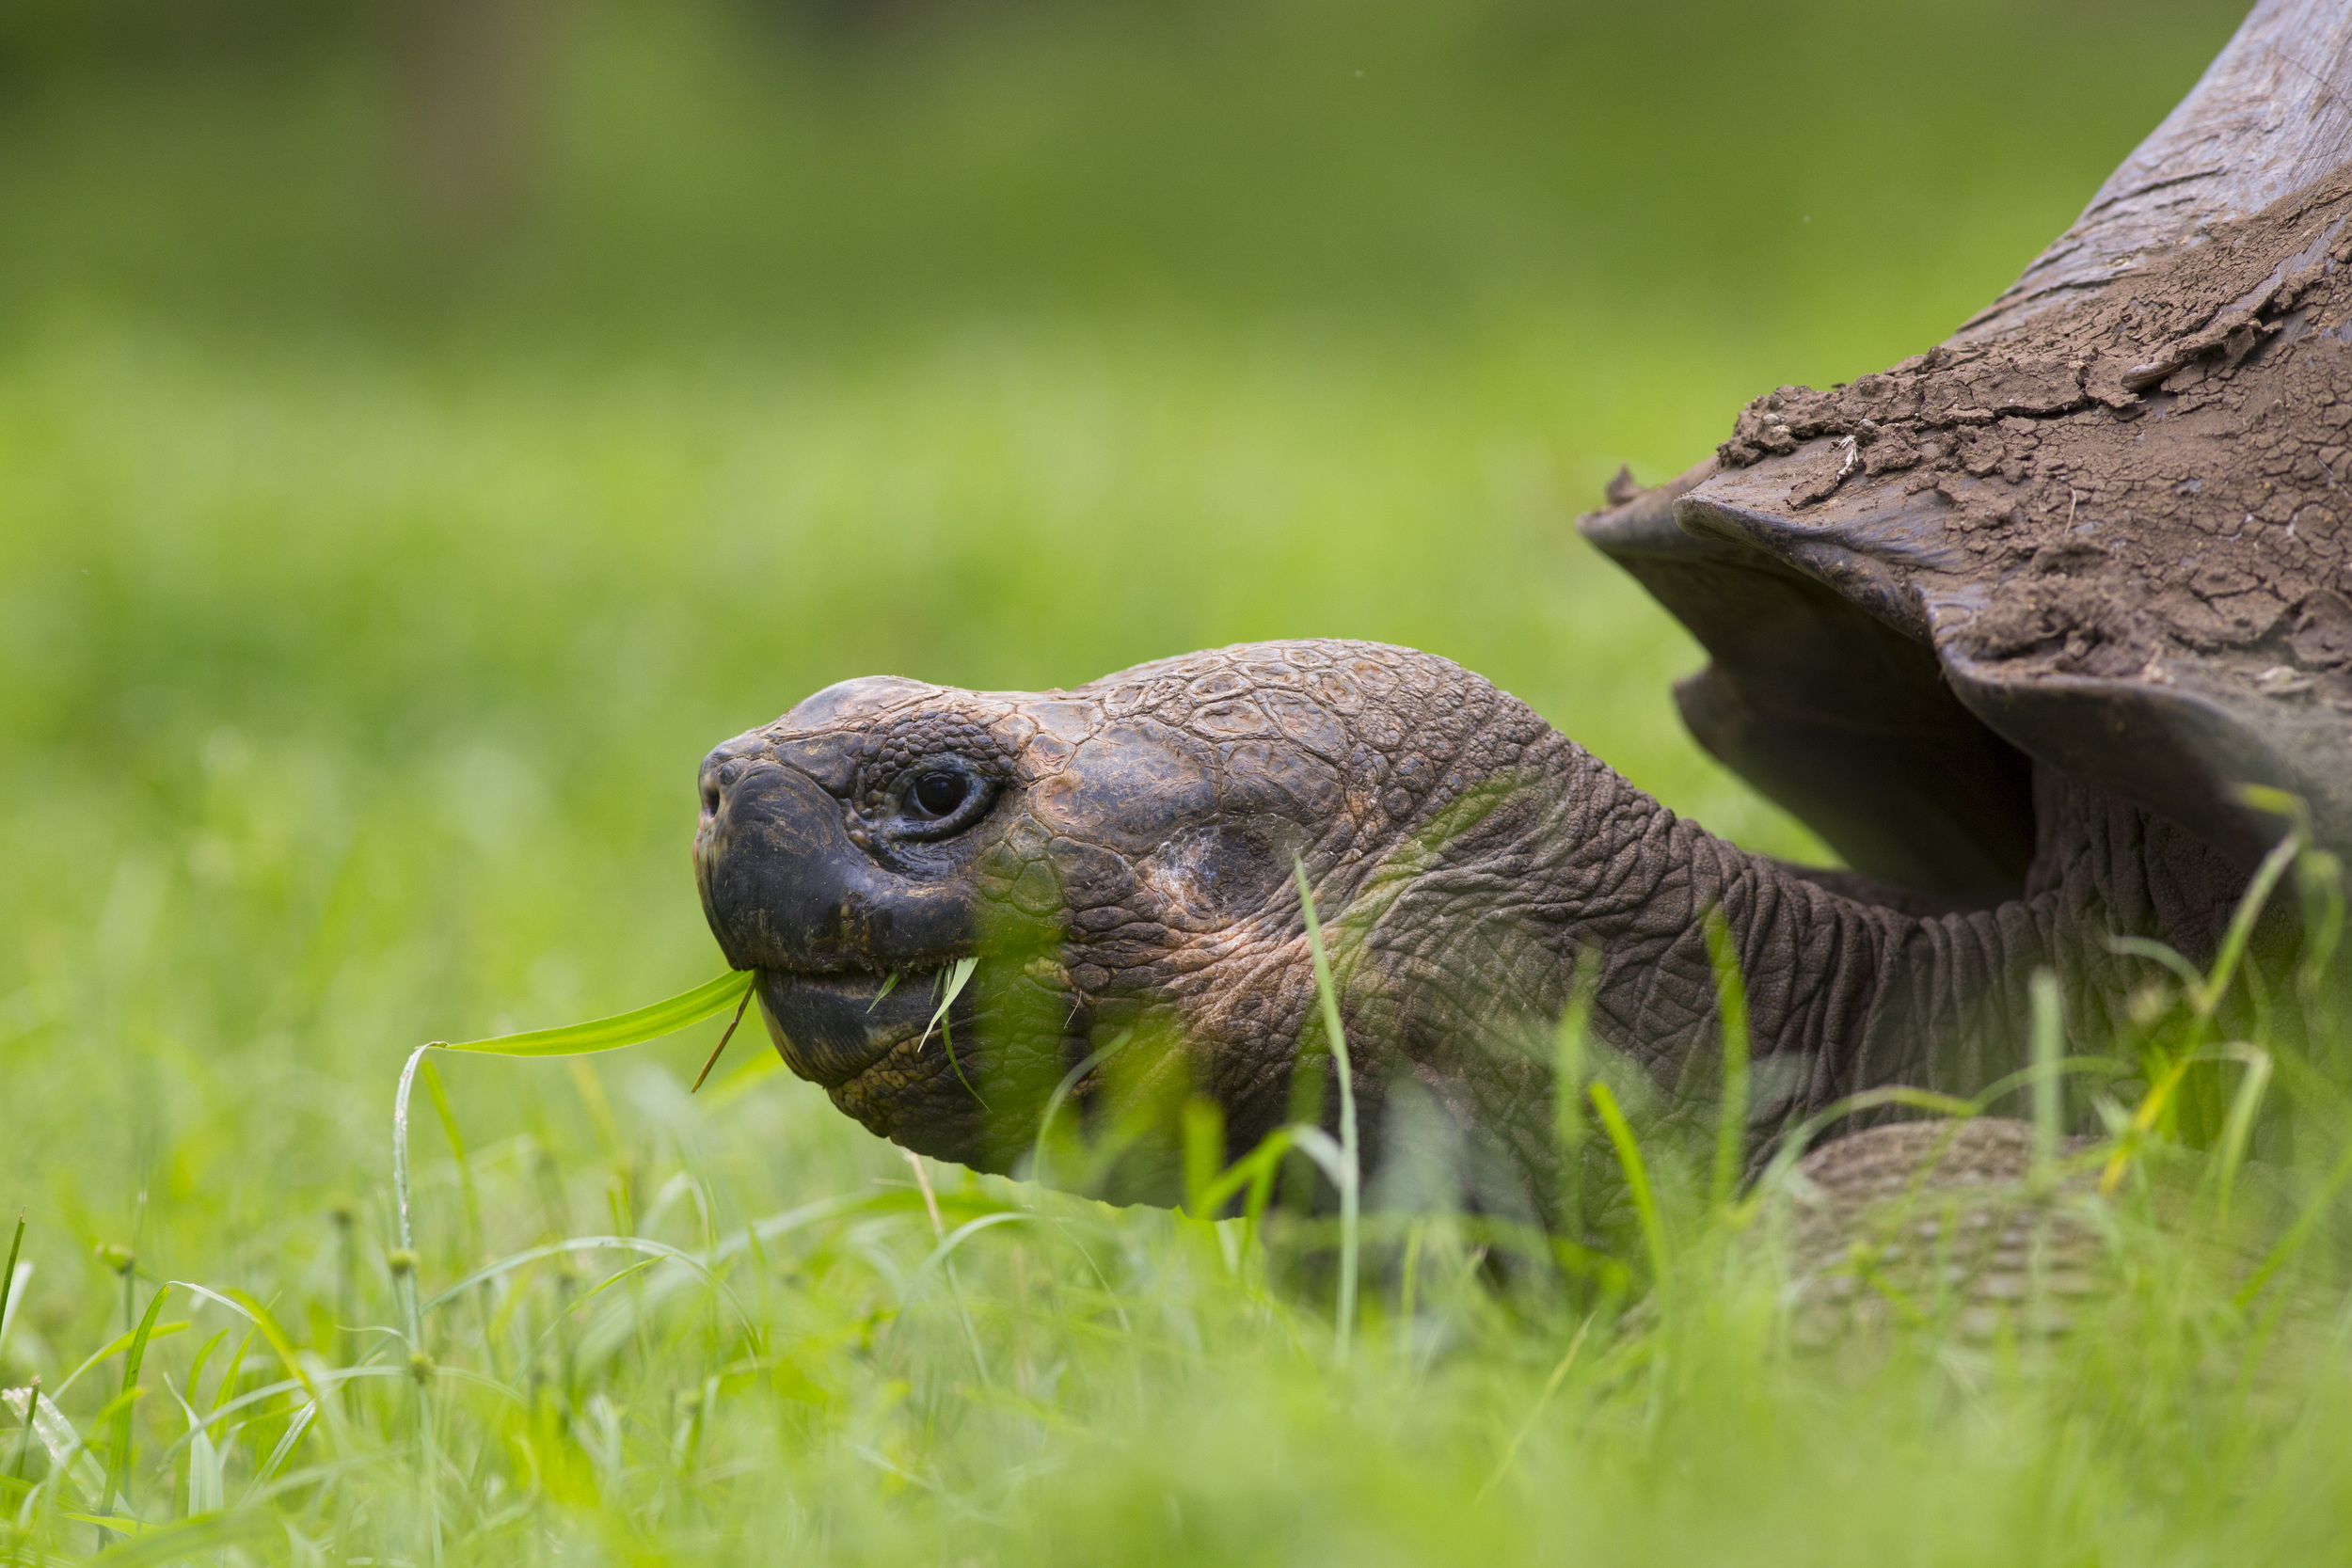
top-left (1583, 2), bottom-right (2352, 889)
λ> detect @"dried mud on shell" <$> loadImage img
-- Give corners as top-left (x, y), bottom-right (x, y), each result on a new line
top-left (1714, 170), bottom-right (2352, 704)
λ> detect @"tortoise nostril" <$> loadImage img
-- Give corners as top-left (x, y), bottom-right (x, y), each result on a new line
top-left (700, 752), bottom-right (755, 821)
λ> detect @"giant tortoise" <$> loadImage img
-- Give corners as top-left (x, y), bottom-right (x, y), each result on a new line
top-left (693, 1), bottom-right (2352, 1242)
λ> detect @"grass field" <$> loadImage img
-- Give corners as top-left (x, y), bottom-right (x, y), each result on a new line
top-left (13, 0), bottom-right (2352, 1561)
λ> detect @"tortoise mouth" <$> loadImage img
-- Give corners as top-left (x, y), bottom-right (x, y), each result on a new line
top-left (755, 961), bottom-right (958, 1088)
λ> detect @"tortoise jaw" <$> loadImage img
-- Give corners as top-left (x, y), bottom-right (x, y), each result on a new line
top-left (755, 962), bottom-right (952, 1088)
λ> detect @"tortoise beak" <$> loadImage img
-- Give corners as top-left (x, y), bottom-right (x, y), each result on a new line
top-left (695, 754), bottom-right (976, 971)
top-left (694, 744), bottom-right (979, 1085)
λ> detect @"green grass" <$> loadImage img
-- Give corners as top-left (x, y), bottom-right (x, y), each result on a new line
top-left (12, 0), bottom-right (2352, 1560)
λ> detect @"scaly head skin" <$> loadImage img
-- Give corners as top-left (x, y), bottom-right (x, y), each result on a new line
top-left (696, 636), bottom-right (2246, 1224)
top-left (694, 640), bottom-right (1572, 1206)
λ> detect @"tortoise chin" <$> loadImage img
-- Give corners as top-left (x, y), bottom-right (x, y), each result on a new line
top-left (754, 965), bottom-right (947, 1088)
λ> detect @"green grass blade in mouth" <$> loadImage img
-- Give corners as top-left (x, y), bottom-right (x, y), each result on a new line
top-left (916, 958), bottom-right (977, 1054)
top-left (433, 969), bottom-right (757, 1057)
top-left (691, 982), bottom-right (760, 1092)
top-left (920, 957), bottom-right (986, 1103)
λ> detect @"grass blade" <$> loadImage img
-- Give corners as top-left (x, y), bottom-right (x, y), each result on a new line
top-left (1293, 857), bottom-right (1360, 1365)
top-left (85, 1507), bottom-right (276, 1568)
top-left (1704, 911), bottom-right (1750, 1211)
top-left (418, 1235), bottom-right (756, 1333)
top-left (918, 958), bottom-right (985, 1102)
top-left (1552, 951), bottom-right (1597, 1245)
top-left (2214, 1043), bottom-right (2274, 1221)
top-left (432, 968), bottom-right (755, 1057)
top-left (52, 1321), bottom-right (190, 1402)
top-left (916, 958), bottom-right (976, 1053)
top-left (2195, 810), bottom-right (2300, 1017)
top-left (2105, 935), bottom-right (2204, 992)
top-left (248, 1401), bottom-right (317, 1493)
top-left (208, 1291), bottom-right (319, 1406)
top-left (4, 1386), bottom-right (106, 1505)
top-left (2238, 1125), bottom-right (2352, 1306)
top-left (2029, 969), bottom-right (2064, 1186)
top-left (1587, 1081), bottom-right (1667, 1289)
top-left (1474, 1314), bottom-right (1594, 1503)
top-left (183, 1426), bottom-right (224, 1515)
top-left (1194, 1127), bottom-right (1299, 1222)
top-left (1029, 1030), bottom-right (1133, 1185)
top-left (690, 981), bottom-right (758, 1093)
top-left (0, 1217), bottom-right (24, 1361)
top-left (101, 1283), bottom-right (172, 1520)
top-left (418, 1060), bottom-right (484, 1260)
top-left (2296, 846), bottom-right (2344, 998)
top-left (156, 1366), bottom-right (413, 1463)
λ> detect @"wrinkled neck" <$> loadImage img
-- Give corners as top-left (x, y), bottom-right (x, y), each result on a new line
top-left (1553, 748), bottom-right (2097, 1120)
top-left (1344, 736), bottom-right (2064, 1166)
top-left (1318, 732), bottom-right (2291, 1235)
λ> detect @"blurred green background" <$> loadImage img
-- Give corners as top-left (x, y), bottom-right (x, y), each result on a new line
top-left (0, 0), bottom-right (2265, 1554)
top-left (0, 0), bottom-right (2246, 1331)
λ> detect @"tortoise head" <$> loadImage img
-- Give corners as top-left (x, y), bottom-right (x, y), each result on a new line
top-left (694, 639), bottom-right (1558, 1198)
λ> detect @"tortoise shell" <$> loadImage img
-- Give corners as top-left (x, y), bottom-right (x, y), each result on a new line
top-left (1582, 0), bottom-right (2352, 896)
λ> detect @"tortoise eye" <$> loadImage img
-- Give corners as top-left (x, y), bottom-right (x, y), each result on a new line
top-left (911, 770), bottom-right (968, 818)
top-left (885, 759), bottom-right (993, 840)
